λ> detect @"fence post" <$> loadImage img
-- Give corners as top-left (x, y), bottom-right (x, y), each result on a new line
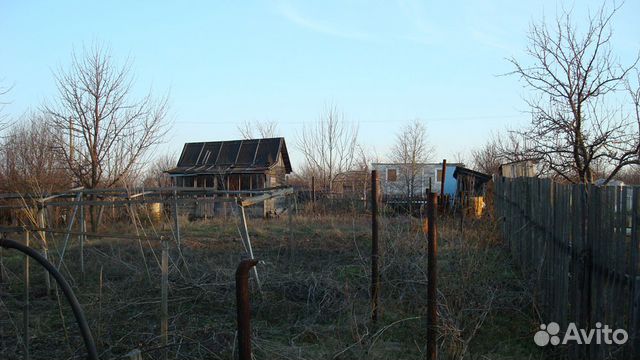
top-left (236, 259), bottom-right (258, 360)
top-left (161, 236), bottom-right (169, 360)
top-left (371, 170), bottom-right (380, 323)
top-left (23, 229), bottom-right (30, 360)
top-left (426, 192), bottom-right (438, 360)
top-left (439, 160), bottom-right (447, 212)
top-left (288, 194), bottom-right (294, 262)
top-left (79, 192), bottom-right (85, 282)
top-left (37, 205), bottom-right (51, 294)
top-left (172, 189), bottom-right (181, 250)
top-left (581, 185), bottom-right (593, 359)
top-left (630, 188), bottom-right (639, 358)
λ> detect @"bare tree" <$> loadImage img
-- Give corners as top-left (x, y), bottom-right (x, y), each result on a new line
top-left (143, 153), bottom-right (177, 188)
top-left (472, 136), bottom-right (503, 175)
top-left (44, 43), bottom-right (169, 190)
top-left (355, 144), bottom-right (379, 172)
top-left (0, 112), bottom-right (70, 194)
top-left (617, 164), bottom-right (640, 185)
top-left (390, 119), bottom-right (434, 198)
top-left (297, 104), bottom-right (359, 191)
top-left (0, 81), bottom-right (11, 126)
top-left (508, 3), bottom-right (640, 184)
top-left (471, 131), bottom-right (532, 175)
top-left (237, 119), bottom-right (279, 139)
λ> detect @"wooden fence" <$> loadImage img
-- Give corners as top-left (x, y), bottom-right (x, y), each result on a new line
top-left (495, 177), bottom-right (639, 359)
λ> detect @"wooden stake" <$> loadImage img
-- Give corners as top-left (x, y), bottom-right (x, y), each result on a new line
top-left (288, 194), bottom-right (294, 262)
top-left (79, 193), bottom-right (85, 281)
top-left (371, 170), bottom-right (380, 323)
top-left (161, 236), bottom-right (169, 360)
top-left (23, 230), bottom-right (30, 360)
top-left (172, 189), bottom-right (181, 250)
top-left (37, 206), bottom-right (51, 294)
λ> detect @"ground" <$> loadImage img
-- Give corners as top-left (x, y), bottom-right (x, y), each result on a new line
top-left (0, 212), bottom-right (546, 359)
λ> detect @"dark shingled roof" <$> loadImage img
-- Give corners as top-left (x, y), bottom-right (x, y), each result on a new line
top-left (167, 137), bottom-right (292, 175)
top-left (452, 166), bottom-right (492, 182)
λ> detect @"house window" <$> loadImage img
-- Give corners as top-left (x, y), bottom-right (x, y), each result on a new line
top-left (387, 169), bottom-right (397, 182)
top-left (436, 169), bottom-right (443, 183)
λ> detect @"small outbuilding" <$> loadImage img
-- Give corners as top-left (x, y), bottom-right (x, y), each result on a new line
top-left (499, 160), bottom-right (538, 178)
top-left (167, 137), bottom-right (292, 217)
top-left (453, 166), bottom-right (492, 197)
top-left (453, 166), bottom-right (492, 217)
top-left (167, 137), bottom-right (292, 189)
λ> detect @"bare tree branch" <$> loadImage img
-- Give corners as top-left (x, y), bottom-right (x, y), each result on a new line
top-left (389, 119), bottom-right (434, 197)
top-left (296, 104), bottom-right (359, 191)
top-left (508, 3), bottom-right (640, 184)
top-left (43, 42), bottom-right (170, 190)
top-left (237, 119), bottom-right (279, 139)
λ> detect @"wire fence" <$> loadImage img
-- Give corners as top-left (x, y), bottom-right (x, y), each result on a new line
top-left (0, 186), bottom-right (294, 360)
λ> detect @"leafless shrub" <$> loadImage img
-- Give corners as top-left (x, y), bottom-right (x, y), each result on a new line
top-left (0, 112), bottom-right (70, 193)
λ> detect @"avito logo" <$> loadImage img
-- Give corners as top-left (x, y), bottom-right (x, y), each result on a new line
top-left (534, 322), bottom-right (628, 346)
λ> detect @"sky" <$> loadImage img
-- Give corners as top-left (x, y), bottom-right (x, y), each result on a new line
top-left (1, 0), bottom-right (639, 170)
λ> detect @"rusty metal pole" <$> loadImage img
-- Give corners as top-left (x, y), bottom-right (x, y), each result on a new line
top-left (236, 259), bottom-right (258, 360)
top-left (439, 160), bottom-right (447, 212)
top-left (371, 170), bottom-right (380, 324)
top-left (426, 192), bottom-right (438, 360)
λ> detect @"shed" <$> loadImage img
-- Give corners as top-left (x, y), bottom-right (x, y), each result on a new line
top-left (453, 166), bottom-right (492, 217)
top-left (499, 160), bottom-right (538, 178)
top-left (167, 137), bottom-right (292, 217)
top-left (453, 166), bottom-right (492, 197)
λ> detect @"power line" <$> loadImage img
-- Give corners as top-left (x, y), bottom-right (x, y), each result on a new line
top-left (174, 114), bottom-right (524, 125)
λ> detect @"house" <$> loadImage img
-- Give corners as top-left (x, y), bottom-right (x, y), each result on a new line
top-left (332, 170), bottom-right (370, 198)
top-left (372, 162), bottom-right (461, 197)
top-left (167, 137), bottom-right (292, 216)
top-left (499, 160), bottom-right (538, 178)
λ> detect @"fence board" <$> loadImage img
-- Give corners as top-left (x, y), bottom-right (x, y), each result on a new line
top-left (494, 178), bottom-right (639, 359)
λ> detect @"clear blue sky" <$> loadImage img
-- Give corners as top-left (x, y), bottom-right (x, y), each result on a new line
top-left (1, 1), bottom-right (639, 169)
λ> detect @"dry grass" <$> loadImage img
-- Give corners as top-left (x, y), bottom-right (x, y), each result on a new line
top-left (0, 211), bottom-right (544, 359)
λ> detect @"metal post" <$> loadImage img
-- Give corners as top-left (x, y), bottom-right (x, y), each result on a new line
top-left (236, 259), bottom-right (258, 360)
top-left (426, 192), bottom-right (438, 360)
top-left (161, 236), bottom-right (169, 360)
top-left (371, 170), bottom-right (380, 323)
top-left (23, 230), bottom-right (30, 360)
top-left (439, 160), bottom-right (447, 211)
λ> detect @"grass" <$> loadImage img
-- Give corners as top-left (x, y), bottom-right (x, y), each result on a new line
top-left (0, 210), bottom-right (546, 359)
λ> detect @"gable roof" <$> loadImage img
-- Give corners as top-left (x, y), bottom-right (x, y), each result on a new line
top-left (167, 137), bottom-right (292, 175)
